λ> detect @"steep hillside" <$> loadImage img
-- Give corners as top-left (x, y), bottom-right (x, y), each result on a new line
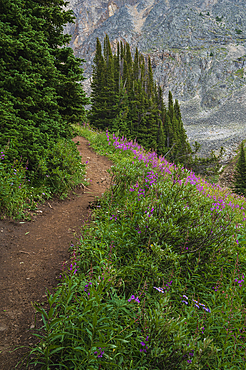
top-left (63, 0), bottom-right (246, 158)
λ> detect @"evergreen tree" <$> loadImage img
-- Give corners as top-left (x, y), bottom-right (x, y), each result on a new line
top-left (29, 0), bottom-right (89, 123)
top-left (156, 86), bottom-right (166, 155)
top-left (55, 47), bottom-right (89, 123)
top-left (147, 57), bottom-right (154, 99)
top-left (133, 48), bottom-right (139, 81)
top-left (232, 143), bottom-right (246, 196)
top-left (89, 35), bottom-right (192, 163)
top-left (104, 36), bottom-right (118, 128)
top-left (113, 49), bottom-right (120, 95)
top-left (89, 36), bottom-right (118, 130)
top-left (168, 91), bottom-right (174, 121)
top-left (174, 99), bottom-right (182, 121)
top-left (0, 0), bottom-right (89, 172)
top-left (173, 99), bottom-right (192, 163)
top-left (89, 38), bottom-right (106, 129)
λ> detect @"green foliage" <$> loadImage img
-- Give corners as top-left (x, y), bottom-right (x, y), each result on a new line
top-left (0, 139), bottom-right (87, 218)
top-left (235, 29), bottom-right (243, 34)
top-left (216, 16), bottom-right (223, 22)
top-left (89, 36), bottom-right (118, 130)
top-left (30, 139), bottom-right (86, 194)
top-left (0, 0), bottom-right (89, 217)
top-left (28, 126), bottom-right (246, 369)
top-left (232, 142), bottom-right (246, 196)
top-left (235, 68), bottom-right (244, 78)
top-left (29, 273), bottom-right (193, 370)
top-left (0, 153), bottom-right (29, 218)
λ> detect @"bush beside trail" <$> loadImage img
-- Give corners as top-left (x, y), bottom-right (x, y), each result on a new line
top-left (0, 0), bottom-right (89, 218)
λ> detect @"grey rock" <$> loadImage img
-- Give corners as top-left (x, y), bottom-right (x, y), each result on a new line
top-left (64, 0), bottom-right (246, 157)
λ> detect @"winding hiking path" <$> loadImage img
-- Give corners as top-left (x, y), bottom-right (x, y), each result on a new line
top-left (0, 137), bottom-right (113, 369)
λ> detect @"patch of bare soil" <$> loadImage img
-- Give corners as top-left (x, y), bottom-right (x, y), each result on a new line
top-left (0, 136), bottom-right (113, 369)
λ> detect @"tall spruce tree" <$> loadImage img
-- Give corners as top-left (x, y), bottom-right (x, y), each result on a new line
top-left (0, 0), bottom-right (89, 171)
top-left (89, 38), bottom-right (106, 129)
top-left (232, 143), bottom-right (246, 196)
top-left (156, 86), bottom-right (166, 155)
top-left (89, 36), bottom-right (118, 130)
top-left (89, 35), bottom-right (191, 161)
top-left (29, 0), bottom-right (89, 123)
top-left (103, 35), bottom-right (119, 128)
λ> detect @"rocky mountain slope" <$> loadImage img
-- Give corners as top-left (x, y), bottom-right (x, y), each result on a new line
top-left (63, 0), bottom-right (246, 159)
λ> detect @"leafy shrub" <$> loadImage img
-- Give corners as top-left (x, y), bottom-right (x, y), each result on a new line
top-left (0, 138), bottom-right (86, 218)
top-left (0, 151), bottom-right (29, 218)
top-left (216, 16), bottom-right (223, 22)
top-left (236, 29), bottom-right (243, 34)
top-left (235, 68), bottom-right (244, 79)
top-left (30, 273), bottom-right (198, 370)
top-left (29, 258), bottom-right (217, 369)
top-left (30, 138), bottom-right (86, 195)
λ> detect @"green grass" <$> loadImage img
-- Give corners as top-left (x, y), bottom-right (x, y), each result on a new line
top-left (235, 68), bottom-right (244, 79)
top-left (0, 136), bottom-right (87, 219)
top-left (25, 123), bottom-right (246, 369)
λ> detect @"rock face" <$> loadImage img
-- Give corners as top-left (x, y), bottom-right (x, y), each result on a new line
top-left (64, 0), bottom-right (246, 158)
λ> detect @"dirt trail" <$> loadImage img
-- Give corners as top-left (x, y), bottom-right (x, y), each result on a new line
top-left (0, 136), bottom-right (113, 369)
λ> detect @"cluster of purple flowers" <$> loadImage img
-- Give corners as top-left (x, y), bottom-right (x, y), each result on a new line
top-left (84, 282), bottom-right (92, 296)
top-left (137, 187), bottom-right (146, 200)
top-left (69, 262), bottom-right (77, 275)
top-left (212, 285), bottom-right (220, 292)
top-left (211, 199), bottom-right (226, 212)
top-left (104, 129), bottom-right (246, 224)
top-left (140, 336), bottom-right (149, 353)
top-left (181, 295), bottom-right (211, 313)
top-left (145, 170), bottom-right (159, 187)
top-left (110, 214), bottom-right (117, 221)
top-left (128, 294), bottom-right (140, 303)
top-left (154, 281), bottom-right (173, 293)
top-left (94, 348), bottom-right (104, 358)
top-left (182, 346), bottom-right (195, 364)
top-left (135, 226), bottom-right (142, 234)
top-left (235, 274), bottom-right (245, 288)
top-left (144, 206), bottom-right (155, 218)
top-left (129, 182), bottom-right (148, 201)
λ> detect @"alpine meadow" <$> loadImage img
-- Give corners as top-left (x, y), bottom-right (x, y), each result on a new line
top-left (0, 1), bottom-right (246, 370)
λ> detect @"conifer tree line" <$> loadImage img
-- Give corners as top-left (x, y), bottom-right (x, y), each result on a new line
top-left (0, 0), bottom-right (89, 175)
top-left (89, 35), bottom-right (192, 163)
top-left (232, 142), bottom-right (246, 197)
